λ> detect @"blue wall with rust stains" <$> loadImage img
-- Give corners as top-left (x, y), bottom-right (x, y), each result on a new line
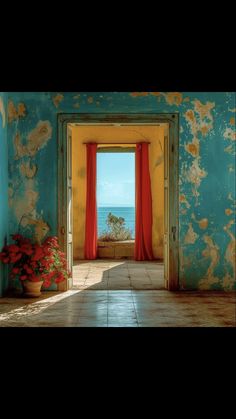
top-left (0, 93), bottom-right (9, 296)
top-left (4, 92), bottom-right (236, 290)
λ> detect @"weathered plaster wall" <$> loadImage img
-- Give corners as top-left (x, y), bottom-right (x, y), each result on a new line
top-left (71, 125), bottom-right (165, 260)
top-left (0, 93), bottom-right (9, 296)
top-left (6, 92), bottom-right (236, 290)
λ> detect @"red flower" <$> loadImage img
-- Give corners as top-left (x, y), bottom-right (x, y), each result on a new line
top-left (31, 246), bottom-right (44, 261)
top-left (20, 275), bottom-right (28, 281)
top-left (45, 271), bottom-right (57, 280)
top-left (8, 244), bottom-right (20, 253)
top-left (12, 267), bottom-right (20, 274)
top-left (20, 238), bottom-right (31, 245)
top-left (11, 253), bottom-right (22, 263)
top-left (43, 279), bottom-right (51, 288)
top-left (30, 261), bottom-right (37, 269)
top-left (23, 264), bottom-right (34, 275)
top-left (20, 244), bottom-right (33, 255)
top-left (40, 259), bottom-right (50, 268)
top-left (44, 236), bottom-right (59, 249)
top-left (55, 273), bottom-right (65, 283)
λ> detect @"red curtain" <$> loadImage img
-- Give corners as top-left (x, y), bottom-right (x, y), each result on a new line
top-left (84, 143), bottom-right (97, 259)
top-left (134, 143), bottom-right (154, 261)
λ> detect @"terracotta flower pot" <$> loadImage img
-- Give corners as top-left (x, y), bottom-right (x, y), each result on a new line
top-left (22, 280), bottom-right (44, 298)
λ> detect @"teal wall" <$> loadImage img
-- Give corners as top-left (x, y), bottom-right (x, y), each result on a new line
top-left (4, 92), bottom-right (236, 290)
top-left (0, 93), bottom-right (9, 296)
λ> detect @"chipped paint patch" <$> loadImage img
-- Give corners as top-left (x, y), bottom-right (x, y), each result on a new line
top-left (27, 121), bottom-right (52, 155)
top-left (150, 92), bottom-right (161, 96)
top-left (130, 92), bottom-right (149, 97)
top-left (222, 273), bottom-right (235, 290)
top-left (185, 109), bottom-right (196, 125)
top-left (191, 213), bottom-right (208, 229)
top-left (223, 127), bottom-right (236, 141)
top-left (193, 99), bottom-right (215, 122)
top-left (179, 194), bottom-right (190, 208)
top-left (199, 235), bottom-right (220, 289)
top-left (225, 208), bottom-right (233, 216)
top-left (162, 92), bottom-right (183, 106)
top-left (229, 117), bottom-right (235, 125)
top-left (183, 102), bottom-right (211, 206)
top-left (14, 132), bottom-right (28, 159)
top-left (184, 139), bottom-right (199, 157)
top-left (223, 219), bottom-right (236, 279)
top-left (229, 108), bottom-right (236, 113)
top-left (224, 144), bottom-right (235, 154)
top-left (15, 121), bottom-right (52, 159)
top-left (20, 161), bottom-right (37, 178)
top-left (73, 103), bottom-right (80, 108)
top-left (184, 223), bottom-right (199, 244)
top-left (228, 193), bottom-right (234, 201)
top-left (52, 93), bottom-right (64, 108)
top-left (198, 218), bottom-right (208, 229)
top-left (188, 159), bottom-right (207, 187)
top-left (14, 189), bottom-right (39, 222)
top-left (0, 97), bottom-right (6, 127)
top-left (185, 100), bottom-right (215, 138)
top-left (8, 100), bottom-right (26, 123)
top-left (26, 217), bottom-right (50, 243)
top-left (87, 96), bottom-right (94, 104)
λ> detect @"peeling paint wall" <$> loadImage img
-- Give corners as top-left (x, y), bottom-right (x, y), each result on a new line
top-left (0, 93), bottom-right (9, 296)
top-left (5, 92), bottom-right (236, 290)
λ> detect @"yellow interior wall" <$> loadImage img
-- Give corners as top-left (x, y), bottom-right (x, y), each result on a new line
top-left (71, 124), bottom-right (166, 260)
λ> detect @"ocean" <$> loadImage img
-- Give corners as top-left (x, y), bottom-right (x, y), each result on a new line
top-left (98, 207), bottom-right (135, 238)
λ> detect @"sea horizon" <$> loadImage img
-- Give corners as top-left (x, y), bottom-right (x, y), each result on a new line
top-left (98, 205), bottom-right (135, 208)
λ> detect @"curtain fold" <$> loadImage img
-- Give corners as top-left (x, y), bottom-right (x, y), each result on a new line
top-left (134, 143), bottom-right (154, 261)
top-left (84, 143), bottom-right (97, 259)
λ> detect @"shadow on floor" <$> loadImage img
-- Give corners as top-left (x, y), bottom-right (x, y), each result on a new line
top-left (72, 259), bottom-right (165, 290)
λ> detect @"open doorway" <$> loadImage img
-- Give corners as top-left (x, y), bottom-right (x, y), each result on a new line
top-left (97, 150), bottom-right (135, 259)
top-left (58, 114), bottom-right (179, 291)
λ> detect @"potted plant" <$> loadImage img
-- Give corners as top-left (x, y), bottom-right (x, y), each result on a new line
top-left (98, 212), bottom-right (133, 241)
top-left (0, 234), bottom-right (71, 297)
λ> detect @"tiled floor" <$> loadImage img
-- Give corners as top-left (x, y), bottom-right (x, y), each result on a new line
top-left (73, 259), bottom-right (165, 290)
top-left (0, 290), bottom-right (235, 327)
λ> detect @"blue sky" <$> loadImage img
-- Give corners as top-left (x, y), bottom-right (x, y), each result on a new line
top-left (97, 152), bottom-right (135, 207)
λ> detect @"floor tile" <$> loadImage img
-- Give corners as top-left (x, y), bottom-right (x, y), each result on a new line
top-left (1, 286), bottom-right (235, 328)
